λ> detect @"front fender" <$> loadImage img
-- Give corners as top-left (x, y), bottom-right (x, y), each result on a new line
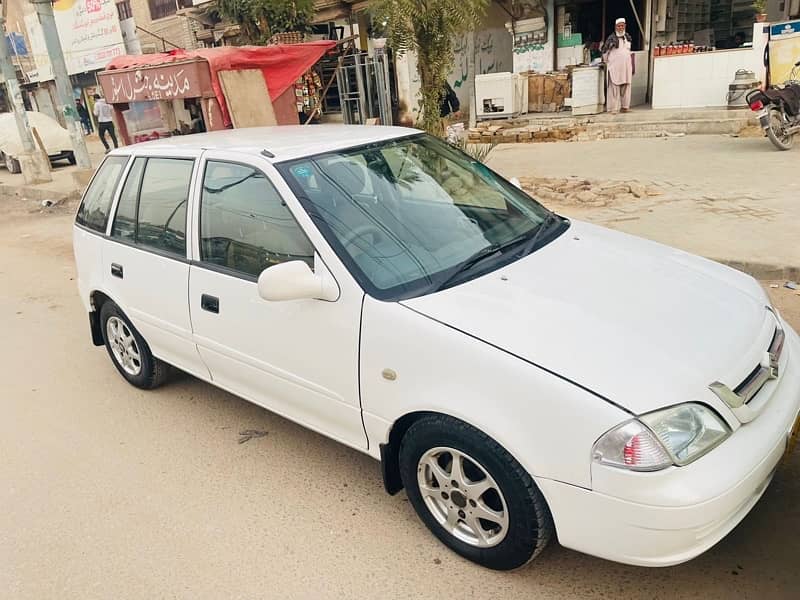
top-left (359, 296), bottom-right (629, 489)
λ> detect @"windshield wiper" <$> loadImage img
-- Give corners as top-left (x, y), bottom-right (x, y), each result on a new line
top-left (427, 214), bottom-right (562, 294)
top-left (428, 244), bottom-right (503, 293)
top-left (516, 213), bottom-right (560, 258)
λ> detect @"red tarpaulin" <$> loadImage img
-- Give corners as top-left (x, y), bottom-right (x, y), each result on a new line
top-left (104, 43), bottom-right (336, 127)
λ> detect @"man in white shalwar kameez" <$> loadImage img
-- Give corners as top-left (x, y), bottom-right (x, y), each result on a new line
top-left (602, 18), bottom-right (634, 113)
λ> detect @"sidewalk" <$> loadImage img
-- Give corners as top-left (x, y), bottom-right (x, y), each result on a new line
top-left (471, 107), bottom-right (757, 143)
top-left (487, 135), bottom-right (800, 279)
top-left (0, 137), bottom-right (109, 206)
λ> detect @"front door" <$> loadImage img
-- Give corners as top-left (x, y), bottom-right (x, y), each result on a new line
top-left (187, 152), bottom-right (367, 449)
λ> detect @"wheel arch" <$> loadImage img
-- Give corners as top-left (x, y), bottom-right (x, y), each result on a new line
top-left (380, 410), bottom-right (437, 495)
top-left (88, 290), bottom-right (114, 346)
top-left (379, 409), bottom-right (533, 497)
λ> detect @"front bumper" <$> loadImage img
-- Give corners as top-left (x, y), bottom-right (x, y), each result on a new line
top-left (538, 321), bottom-right (800, 567)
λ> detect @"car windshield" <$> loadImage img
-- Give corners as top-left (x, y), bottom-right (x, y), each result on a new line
top-left (277, 134), bottom-right (562, 300)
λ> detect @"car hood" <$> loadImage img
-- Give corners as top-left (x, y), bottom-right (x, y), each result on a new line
top-left (401, 220), bottom-right (773, 415)
top-left (0, 111), bottom-right (72, 157)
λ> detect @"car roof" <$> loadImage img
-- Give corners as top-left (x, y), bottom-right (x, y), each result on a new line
top-left (111, 125), bottom-right (422, 163)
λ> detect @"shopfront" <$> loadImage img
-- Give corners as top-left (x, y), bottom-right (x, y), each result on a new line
top-left (97, 43), bottom-right (336, 145)
top-left (650, 1), bottom-right (771, 109)
top-left (97, 58), bottom-right (221, 145)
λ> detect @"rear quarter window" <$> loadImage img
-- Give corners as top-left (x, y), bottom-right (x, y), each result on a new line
top-left (75, 156), bottom-right (129, 233)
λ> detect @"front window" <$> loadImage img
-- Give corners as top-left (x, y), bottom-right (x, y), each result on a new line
top-left (278, 135), bottom-right (562, 300)
top-left (199, 160), bottom-right (314, 278)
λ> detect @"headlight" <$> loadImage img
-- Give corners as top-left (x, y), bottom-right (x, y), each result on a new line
top-left (593, 403), bottom-right (730, 471)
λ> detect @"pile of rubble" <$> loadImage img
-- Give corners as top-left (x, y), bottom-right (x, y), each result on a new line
top-left (517, 176), bottom-right (663, 207)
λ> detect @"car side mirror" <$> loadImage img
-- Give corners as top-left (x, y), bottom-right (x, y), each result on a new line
top-left (509, 177), bottom-right (522, 190)
top-left (257, 260), bottom-right (339, 302)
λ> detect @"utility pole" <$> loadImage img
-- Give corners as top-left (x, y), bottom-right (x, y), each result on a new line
top-left (467, 31), bottom-right (477, 129)
top-left (34, 0), bottom-right (91, 169)
top-left (0, 4), bottom-right (52, 183)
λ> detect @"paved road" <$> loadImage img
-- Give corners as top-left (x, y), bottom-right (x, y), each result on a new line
top-left (2, 205), bottom-right (799, 599)
top-left (488, 135), bottom-right (800, 273)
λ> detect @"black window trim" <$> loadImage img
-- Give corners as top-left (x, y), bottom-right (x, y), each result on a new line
top-left (196, 157), bottom-right (318, 281)
top-left (108, 154), bottom-right (197, 260)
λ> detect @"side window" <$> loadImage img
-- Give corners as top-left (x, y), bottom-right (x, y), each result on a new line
top-left (136, 158), bottom-right (194, 257)
top-left (200, 161), bottom-right (314, 278)
top-left (75, 156), bottom-right (128, 233)
top-left (111, 157), bottom-right (146, 242)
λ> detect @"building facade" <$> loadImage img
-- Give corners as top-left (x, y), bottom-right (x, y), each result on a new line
top-left (130, 0), bottom-right (203, 51)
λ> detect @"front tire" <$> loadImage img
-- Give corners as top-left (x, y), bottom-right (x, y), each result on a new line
top-left (399, 414), bottom-right (554, 570)
top-left (100, 301), bottom-right (170, 389)
top-left (766, 108), bottom-right (795, 150)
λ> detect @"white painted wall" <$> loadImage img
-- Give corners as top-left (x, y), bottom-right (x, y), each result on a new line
top-left (511, 0), bottom-right (555, 74)
top-left (652, 48), bottom-right (760, 108)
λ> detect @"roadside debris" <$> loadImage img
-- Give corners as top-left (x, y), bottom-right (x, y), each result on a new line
top-left (238, 429), bottom-right (268, 444)
top-left (517, 176), bottom-right (664, 207)
top-left (41, 199), bottom-right (54, 208)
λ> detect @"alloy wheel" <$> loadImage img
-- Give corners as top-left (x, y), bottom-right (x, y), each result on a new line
top-left (106, 316), bottom-right (142, 376)
top-left (417, 446), bottom-right (510, 548)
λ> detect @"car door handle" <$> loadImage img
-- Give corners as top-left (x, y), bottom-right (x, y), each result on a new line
top-left (111, 263), bottom-right (123, 279)
top-left (201, 294), bottom-right (219, 314)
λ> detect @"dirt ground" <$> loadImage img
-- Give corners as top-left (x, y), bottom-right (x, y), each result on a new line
top-left (2, 202), bottom-right (799, 599)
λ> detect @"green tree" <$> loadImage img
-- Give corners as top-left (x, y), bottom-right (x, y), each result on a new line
top-left (372, 0), bottom-right (488, 136)
top-left (215, 0), bottom-right (314, 45)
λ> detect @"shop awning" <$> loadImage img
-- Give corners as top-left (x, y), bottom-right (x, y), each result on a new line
top-left (104, 42), bottom-right (337, 127)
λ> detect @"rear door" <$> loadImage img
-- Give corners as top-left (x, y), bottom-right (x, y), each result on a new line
top-left (187, 151), bottom-right (367, 449)
top-left (103, 151), bottom-right (208, 379)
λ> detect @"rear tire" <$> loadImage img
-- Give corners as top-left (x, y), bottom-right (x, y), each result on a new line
top-left (766, 109), bottom-right (795, 150)
top-left (100, 301), bottom-right (170, 389)
top-left (399, 414), bottom-right (554, 570)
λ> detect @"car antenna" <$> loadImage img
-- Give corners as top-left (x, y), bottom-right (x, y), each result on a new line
top-left (261, 149), bottom-right (275, 158)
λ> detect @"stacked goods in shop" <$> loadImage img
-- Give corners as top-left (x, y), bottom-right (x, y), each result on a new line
top-left (527, 72), bottom-right (571, 113)
top-left (295, 71), bottom-right (324, 115)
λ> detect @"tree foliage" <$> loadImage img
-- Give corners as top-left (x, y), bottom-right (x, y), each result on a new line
top-left (372, 0), bottom-right (488, 136)
top-left (215, 0), bottom-right (315, 45)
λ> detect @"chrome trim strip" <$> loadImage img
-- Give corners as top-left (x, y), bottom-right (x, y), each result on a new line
top-left (709, 309), bottom-right (785, 418)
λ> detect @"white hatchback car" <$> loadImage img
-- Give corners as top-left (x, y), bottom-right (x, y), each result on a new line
top-left (73, 126), bottom-right (800, 570)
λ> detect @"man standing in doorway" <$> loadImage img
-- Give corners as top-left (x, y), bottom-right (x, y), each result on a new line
top-left (602, 18), bottom-right (634, 113)
top-left (93, 94), bottom-right (118, 151)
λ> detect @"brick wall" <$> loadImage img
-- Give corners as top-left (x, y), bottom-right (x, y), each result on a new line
top-left (130, 0), bottom-right (200, 51)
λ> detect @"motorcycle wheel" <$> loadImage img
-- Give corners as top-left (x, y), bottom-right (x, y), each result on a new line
top-left (766, 108), bottom-right (795, 150)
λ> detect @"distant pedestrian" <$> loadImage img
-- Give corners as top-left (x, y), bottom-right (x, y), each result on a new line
top-left (440, 81), bottom-right (460, 118)
top-left (76, 99), bottom-right (92, 135)
top-left (93, 94), bottom-right (118, 151)
top-left (602, 18), bottom-right (635, 114)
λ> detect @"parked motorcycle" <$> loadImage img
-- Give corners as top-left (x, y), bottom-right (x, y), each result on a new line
top-left (747, 61), bottom-right (800, 150)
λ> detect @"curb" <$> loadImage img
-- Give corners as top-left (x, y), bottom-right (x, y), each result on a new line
top-left (0, 183), bottom-right (74, 204)
top-left (715, 258), bottom-right (800, 282)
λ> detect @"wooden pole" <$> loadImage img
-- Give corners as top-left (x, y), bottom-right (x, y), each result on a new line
top-left (30, 128), bottom-right (52, 171)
